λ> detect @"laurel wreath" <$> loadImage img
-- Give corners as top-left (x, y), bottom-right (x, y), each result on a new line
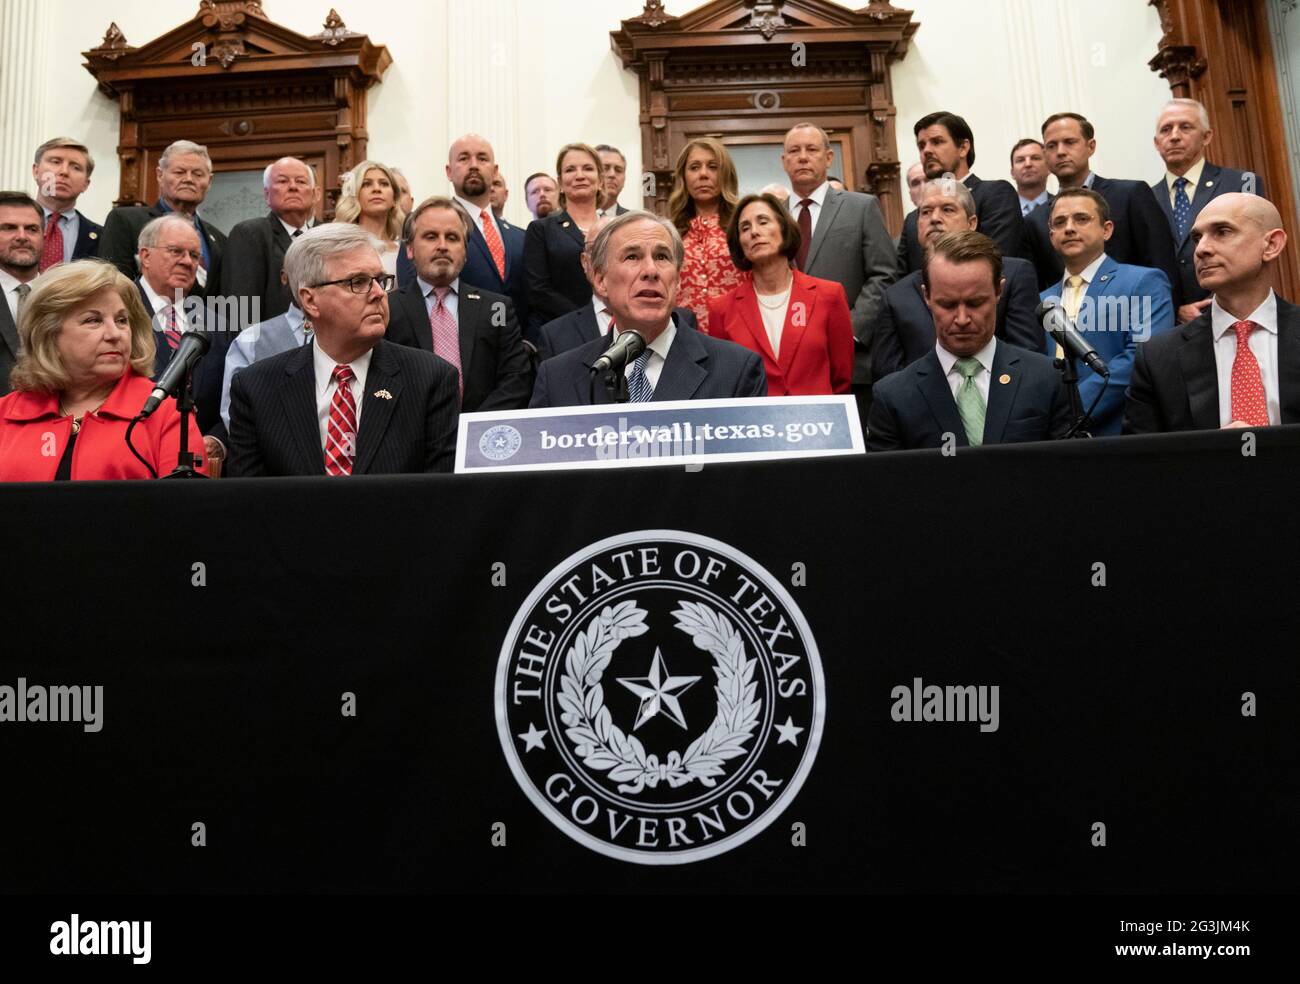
top-left (557, 599), bottom-right (762, 795)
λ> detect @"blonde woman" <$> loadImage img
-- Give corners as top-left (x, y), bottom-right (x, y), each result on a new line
top-left (335, 159), bottom-right (406, 275)
top-left (668, 137), bottom-right (742, 333)
top-left (0, 261), bottom-right (206, 480)
top-left (523, 143), bottom-right (604, 334)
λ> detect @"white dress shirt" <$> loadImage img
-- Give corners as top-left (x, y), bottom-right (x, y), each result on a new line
top-left (41, 207), bottom-right (79, 265)
top-left (312, 340), bottom-right (373, 449)
top-left (936, 336), bottom-right (997, 405)
top-left (139, 278), bottom-right (191, 333)
top-left (278, 216), bottom-right (313, 239)
top-left (792, 180), bottom-right (831, 238)
top-left (593, 296), bottom-right (614, 337)
top-left (418, 277), bottom-right (461, 323)
top-left (0, 268), bottom-right (35, 324)
top-left (756, 286), bottom-right (792, 359)
top-left (1059, 252), bottom-right (1108, 320)
top-left (614, 320), bottom-right (677, 392)
top-left (454, 195), bottom-right (502, 245)
top-left (1165, 157), bottom-right (1206, 210)
top-left (1211, 291), bottom-right (1280, 426)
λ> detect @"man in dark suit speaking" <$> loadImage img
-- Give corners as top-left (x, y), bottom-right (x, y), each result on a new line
top-left (530, 211), bottom-right (766, 407)
top-left (227, 223), bottom-right (460, 476)
top-left (869, 230), bottom-right (1070, 451)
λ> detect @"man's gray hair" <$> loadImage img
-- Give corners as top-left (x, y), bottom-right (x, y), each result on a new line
top-left (282, 222), bottom-right (382, 297)
top-left (784, 122), bottom-right (832, 150)
top-left (919, 177), bottom-right (977, 217)
top-left (159, 140), bottom-right (212, 172)
top-left (588, 210), bottom-right (684, 274)
top-left (1159, 97), bottom-right (1211, 131)
top-left (263, 157), bottom-right (316, 190)
top-left (136, 214), bottom-right (200, 254)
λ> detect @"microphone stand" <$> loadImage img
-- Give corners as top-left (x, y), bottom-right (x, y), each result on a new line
top-left (163, 368), bottom-right (206, 478)
top-left (586, 365), bottom-right (630, 403)
top-left (1055, 354), bottom-right (1093, 439)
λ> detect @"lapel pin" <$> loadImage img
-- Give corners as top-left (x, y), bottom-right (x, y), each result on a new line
top-left (562, 221), bottom-right (570, 228)
top-left (1206, 180), bottom-right (1214, 188)
top-left (466, 293), bottom-right (480, 300)
top-left (998, 373), bottom-right (1011, 385)
top-left (373, 389), bottom-right (393, 400)
top-left (89, 231), bottom-right (98, 239)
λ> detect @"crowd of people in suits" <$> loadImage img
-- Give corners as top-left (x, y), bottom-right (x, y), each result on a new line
top-left (0, 96), bottom-right (1292, 480)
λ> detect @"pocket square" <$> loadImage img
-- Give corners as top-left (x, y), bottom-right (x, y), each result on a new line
top-left (373, 389), bottom-right (393, 400)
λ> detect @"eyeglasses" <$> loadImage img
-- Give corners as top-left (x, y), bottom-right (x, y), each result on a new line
top-left (159, 245), bottom-right (202, 263)
top-left (312, 273), bottom-right (396, 294)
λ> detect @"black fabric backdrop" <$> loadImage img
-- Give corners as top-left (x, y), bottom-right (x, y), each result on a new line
top-left (2, 428), bottom-right (1298, 893)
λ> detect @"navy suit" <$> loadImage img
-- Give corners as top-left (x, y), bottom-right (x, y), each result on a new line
top-left (536, 302), bottom-right (698, 363)
top-left (1040, 255), bottom-right (1174, 435)
top-left (529, 313), bottom-right (766, 408)
top-left (1151, 163), bottom-right (1264, 306)
top-left (71, 210), bottom-right (102, 260)
top-left (226, 339), bottom-right (460, 476)
top-left (1025, 176), bottom-right (1181, 307)
top-left (897, 173), bottom-right (1025, 275)
top-left (134, 279), bottom-right (224, 440)
top-left (873, 257), bottom-right (1042, 382)
top-left (523, 210), bottom-right (592, 338)
top-left (867, 341), bottom-right (1071, 451)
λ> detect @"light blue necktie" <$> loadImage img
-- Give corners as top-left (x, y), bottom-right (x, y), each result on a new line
top-left (1173, 176), bottom-right (1192, 240)
top-left (627, 350), bottom-right (654, 403)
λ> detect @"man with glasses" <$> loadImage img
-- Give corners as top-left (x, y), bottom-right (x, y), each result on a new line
top-left (100, 139), bottom-right (227, 296)
top-left (226, 223), bottom-right (460, 476)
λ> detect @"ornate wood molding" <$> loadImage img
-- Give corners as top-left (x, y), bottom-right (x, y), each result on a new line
top-left (83, 1), bottom-right (390, 212)
top-left (611, 0), bottom-right (918, 232)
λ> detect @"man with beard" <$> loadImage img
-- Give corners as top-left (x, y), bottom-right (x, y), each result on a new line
top-left (525, 173), bottom-right (559, 220)
top-left (0, 192), bottom-right (44, 395)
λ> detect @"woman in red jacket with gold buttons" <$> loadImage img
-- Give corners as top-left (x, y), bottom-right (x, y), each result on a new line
top-left (0, 261), bottom-right (207, 481)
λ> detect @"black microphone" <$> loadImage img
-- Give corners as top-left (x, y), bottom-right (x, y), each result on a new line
top-left (140, 329), bottom-right (211, 418)
top-left (1036, 300), bottom-right (1109, 377)
top-left (590, 329), bottom-right (646, 374)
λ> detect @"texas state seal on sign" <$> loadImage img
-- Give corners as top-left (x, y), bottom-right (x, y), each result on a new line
top-left (495, 530), bottom-right (825, 864)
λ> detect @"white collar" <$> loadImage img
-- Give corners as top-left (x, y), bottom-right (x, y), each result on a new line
top-left (936, 335), bottom-right (997, 377)
top-left (1211, 290), bottom-right (1278, 340)
top-left (140, 278), bottom-right (186, 315)
top-left (455, 194), bottom-right (494, 222)
top-left (1062, 252), bottom-right (1108, 287)
top-left (0, 268), bottom-right (35, 294)
top-left (277, 215), bottom-right (313, 238)
top-left (794, 180), bottom-right (831, 208)
top-left (1166, 158), bottom-right (1206, 192)
top-left (615, 319), bottom-right (677, 361)
top-left (311, 337), bottom-right (374, 382)
top-left (417, 276), bottom-right (460, 299)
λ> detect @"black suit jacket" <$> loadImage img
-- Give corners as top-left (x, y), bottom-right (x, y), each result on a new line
top-left (529, 313), bottom-right (767, 408)
top-left (536, 302), bottom-right (698, 363)
top-left (873, 257), bottom-right (1042, 381)
top-left (383, 278), bottom-right (532, 413)
top-left (897, 173), bottom-right (1025, 275)
top-left (134, 279), bottom-right (225, 440)
top-left (1025, 175), bottom-right (1181, 305)
top-left (71, 210), bottom-right (103, 260)
top-left (1123, 296), bottom-right (1300, 434)
top-left (1151, 164), bottom-right (1264, 305)
top-left (0, 289), bottom-right (22, 397)
top-left (867, 341), bottom-right (1071, 451)
top-left (100, 202), bottom-right (227, 297)
top-left (523, 210), bottom-right (591, 335)
top-left (226, 339), bottom-right (459, 476)
top-left (217, 212), bottom-right (295, 325)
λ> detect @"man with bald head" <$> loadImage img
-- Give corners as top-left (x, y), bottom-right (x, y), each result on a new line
top-left (1124, 194), bottom-right (1297, 433)
top-left (219, 156), bottom-right (319, 325)
top-left (397, 134), bottom-right (530, 336)
top-left (535, 215), bottom-right (698, 362)
top-left (530, 211), bottom-right (764, 407)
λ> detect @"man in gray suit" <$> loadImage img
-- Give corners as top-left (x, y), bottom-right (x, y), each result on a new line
top-left (0, 192), bottom-right (44, 396)
top-left (781, 122), bottom-right (896, 418)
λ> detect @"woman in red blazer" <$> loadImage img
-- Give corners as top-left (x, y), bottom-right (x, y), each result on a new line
top-left (0, 260), bottom-right (206, 481)
top-left (706, 192), bottom-right (853, 396)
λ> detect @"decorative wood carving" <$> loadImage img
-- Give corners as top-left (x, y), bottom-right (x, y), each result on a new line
top-left (1148, 0), bottom-right (1298, 298)
top-left (611, 0), bottom-right (918, 233)
top-left (82, 1), bottom-right (391, 215)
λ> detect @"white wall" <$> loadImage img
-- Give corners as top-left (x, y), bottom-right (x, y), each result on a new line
top-left (3, 0), bottom-right (1172, 228)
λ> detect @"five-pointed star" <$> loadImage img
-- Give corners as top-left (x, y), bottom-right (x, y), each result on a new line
top-left (775, 716), bottom-right (804, 746)
top-left (617, 648), bottom-right (701, 731)
top-left (517, 722), bottom-right (548, 752)
top-left (493, 435), bottom-right (508, 449)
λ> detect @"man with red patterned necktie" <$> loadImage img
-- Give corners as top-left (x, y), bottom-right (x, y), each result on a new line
top-left (1124, 193), bottom-right (1296, 434)
top-left (226, 223), bottom-right (459, 476)
top-left (30, 137), bottom-right (102, 271)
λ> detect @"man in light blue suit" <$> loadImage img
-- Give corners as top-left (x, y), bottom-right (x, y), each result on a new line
top-left (220, 302), bottom-right (310, 429)
top-left (1039, 188), bottom-right (1174, 435)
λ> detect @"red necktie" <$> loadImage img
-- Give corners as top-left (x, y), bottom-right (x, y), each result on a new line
top-left (164, 307), bottom-right (182, 350)
top-left (430, 287), bottom-right (463, 402)
top-left (39, 213), bottom-right (65, 273)
top-left (1229, 320), bottom-right (1270, 426)
top-left (480, 209), bottom-right (506, 281)
top-left (324, 364), bottom-right (357, 476)
top-left (795, 199), bottom-right (813, 271)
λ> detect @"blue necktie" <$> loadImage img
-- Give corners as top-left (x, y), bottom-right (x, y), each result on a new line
top-left (627, 350), bottom-right (654, 403)
top-left (1173, 176), bottom-right (1192, 240)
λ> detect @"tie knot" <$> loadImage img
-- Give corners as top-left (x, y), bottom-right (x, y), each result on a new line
top-left (1174, 176), bottom-right (1189, 189)
top-left (332, 364), bottom-right (354, 384)
top-left (480, 209), bottom-right (491, 222)
top-left (1232, 320), bottom-right (1258, 342)
top-left (433, 286), bottom-right (450, 306)
top-left (799, 198), bottom-right (813, 209)
top-left (955, 356), bottom-right (982, 380)
top-left (15, 283), bottom-right (30, 298)
top-left (631, 349), bottom-right (652, 370)
top-left (1066, 275), bottom-right (1084, 289)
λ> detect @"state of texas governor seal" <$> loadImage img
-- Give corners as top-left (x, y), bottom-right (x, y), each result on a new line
top-left (495, 530), bottom-right (825, 864)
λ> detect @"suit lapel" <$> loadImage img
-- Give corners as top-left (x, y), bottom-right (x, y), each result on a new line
top-left (915, 352), bottom-right (967, 444)
top-left (1177, 317), bottom-right (1220, 429)
top-left (457, 288), bottom-right (481, 374)
top-left (1190, 164), bottom-right (1221, 223)
top-left (778, 272), bottom-right (814, 374)
top-left (279, 343), bottom-right (326, 473)
top-left (269, 213), bottom-right (292, 255)
top-left (577, 304), bottom-right (602, 345)
top-left (399, 282), bottom-right (433, 352)
top-left (353, 342), bottom-right (401, 474)
top-left (804, 189), bottom-right (842, 271)
top-left (1154, 177), bottom-right (1178, 239)
top-left (0, 296), bottom-right (19, 360)
top-left (652, 317), bottom-right (708, 401)
top-left (468, 224), bottom-right (496, 281)
top-left (559, 211), bottom-right (585, 251)
top-left (982, 343), bottom-right (1021, 444)
top-left (1276, 299), bottom-right (1300, 424)
top-left (732, 278), bottom-right (777, 366)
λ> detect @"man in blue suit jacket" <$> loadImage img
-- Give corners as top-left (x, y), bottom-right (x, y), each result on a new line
top-left (530, 212), bottom-right (765, 408)
top-left (1039, 189), bottom-right (1174, 435)
top-left (869, 230), bottom-right (1070, 451)
top-left (220, 303), bottom-right (310, 429)
top-left (397, 134), bottom-right (530, 334)
top-left (1152, 98), bottom-right (1265, 323)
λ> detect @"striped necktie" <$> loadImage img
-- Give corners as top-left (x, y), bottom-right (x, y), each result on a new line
top-left (627, 350), bottom-right (654, 403)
